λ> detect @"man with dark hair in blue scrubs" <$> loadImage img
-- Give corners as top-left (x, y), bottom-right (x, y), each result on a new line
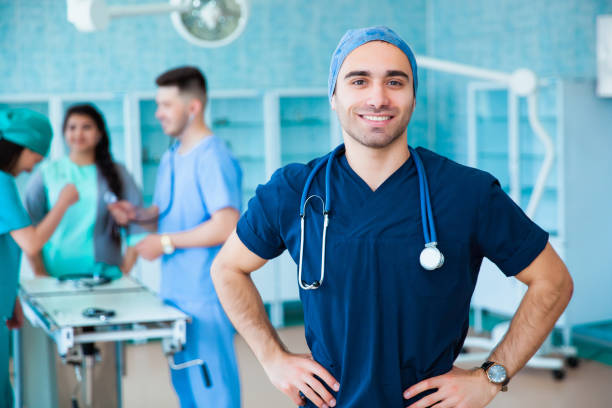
top-left (211, 27), bottom-right (573, 408)
top-left (109, 66), bottom-right (242, 407)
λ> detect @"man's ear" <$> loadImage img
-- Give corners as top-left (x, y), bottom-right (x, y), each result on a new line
top-left (189, 98), bottom-right (203, 116)
top-left (331, 94), bottom-right (337, 111)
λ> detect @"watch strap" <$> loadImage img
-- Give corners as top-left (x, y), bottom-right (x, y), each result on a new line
top-left (481, 361), bottom-right (495, 371)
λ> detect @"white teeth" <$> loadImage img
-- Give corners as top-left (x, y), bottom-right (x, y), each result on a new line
top-left (363, 115), bottom-right (391, 121)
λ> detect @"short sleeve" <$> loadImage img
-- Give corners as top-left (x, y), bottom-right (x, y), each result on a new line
top-left (197, 148), bottom-right (242, 215)
top-left (0, 173), bottom-right (31, 234)
top-left (236, 168), bottom-right (287, 260)
top-left (475, 177), bottom-right (549, 276)
top-left (24, 169), bottom-right (49, 225)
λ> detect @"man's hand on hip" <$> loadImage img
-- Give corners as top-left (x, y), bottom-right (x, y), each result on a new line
top-left (262, 350), bottom-right (340, 408)
top-left (404, 366), bottom-right (500, 408)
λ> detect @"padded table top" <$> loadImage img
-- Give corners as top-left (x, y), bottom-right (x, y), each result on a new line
top-left (20, 276), bottom-right (188, 329)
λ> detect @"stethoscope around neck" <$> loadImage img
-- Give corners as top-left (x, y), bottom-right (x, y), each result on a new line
top-left (297, 144), bottom-right (444, 290)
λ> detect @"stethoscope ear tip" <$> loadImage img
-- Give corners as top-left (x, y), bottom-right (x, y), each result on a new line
top-left (300, 280), bottom-right (322, 290)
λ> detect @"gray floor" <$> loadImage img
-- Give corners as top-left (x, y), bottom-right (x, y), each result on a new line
top-left (121, 325), bottom-right (612, 407)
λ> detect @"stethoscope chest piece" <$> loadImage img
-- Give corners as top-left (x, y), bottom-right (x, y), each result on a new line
top-left (419, 244), bottom-right (445, 271)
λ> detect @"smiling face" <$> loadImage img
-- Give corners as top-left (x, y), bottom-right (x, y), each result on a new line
top-left (64, 113), bottom-right (101, 155)
top-left (331, 41), bottom-right (416, 149)
top-left (155, 86), bottom-right (193, 138)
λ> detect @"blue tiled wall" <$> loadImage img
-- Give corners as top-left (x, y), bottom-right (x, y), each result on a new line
top-left (1, 1), bottom-right (607, 99)
top-left (1, 0), bottom-right (608, 177)
top-left (429, 0), bottom-right (611, 78)
top-left (426, 0), bottom-right (612, 161)
top-left (0, 0), bottom-right (427, 94)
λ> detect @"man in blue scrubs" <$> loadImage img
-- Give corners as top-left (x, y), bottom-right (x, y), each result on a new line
top-left (109, 67), bottom-right (242, 407)
top-left (211, 27), bottom-right (573, 408)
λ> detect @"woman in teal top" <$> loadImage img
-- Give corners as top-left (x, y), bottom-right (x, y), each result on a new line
top-left (0, 108), bottom-right (78, 408)
top-left (25, 104), bottom-right (143, 279)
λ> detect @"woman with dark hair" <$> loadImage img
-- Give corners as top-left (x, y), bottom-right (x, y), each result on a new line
top-left (0, 108), bottom-right (78, 407)
top-left (24, 103), bottom-right (143, 279)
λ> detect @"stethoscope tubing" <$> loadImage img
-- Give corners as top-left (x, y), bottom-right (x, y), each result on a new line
top-left (298, 144), bottom-right (442, 290)
top-left (411, 146), bottom-right (437, 245)
top-left (119, 143), bottom-right (177, 226)
top-left (298, 145), bottom-right (342, 289)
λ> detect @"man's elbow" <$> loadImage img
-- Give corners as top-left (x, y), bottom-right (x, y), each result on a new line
top-left (211, 257), bottom-right (223, 286)
top-left (547, 264), bottom-right (574, 308)
top-left (211, 255), bottom-right (233, 288)
top-left (560, 267), bottom-right (574, 304)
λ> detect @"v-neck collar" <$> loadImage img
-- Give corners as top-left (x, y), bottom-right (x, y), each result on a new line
top-left (176, 134), bottom-right (215, 157)
top-left (337, 150), bottom-right (416, 195)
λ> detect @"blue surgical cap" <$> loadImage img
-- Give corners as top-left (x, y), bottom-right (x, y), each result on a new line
top-left (328, 26), bottom-right (418, 102)
top-left (0, 108), bottom-right (53, 156)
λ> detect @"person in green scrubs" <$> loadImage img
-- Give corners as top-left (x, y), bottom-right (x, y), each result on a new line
top-left (0, 108), bottom-right (78, 408)
top-left (24, 104), bottom-right (143, 279)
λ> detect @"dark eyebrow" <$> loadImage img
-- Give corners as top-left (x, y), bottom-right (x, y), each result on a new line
top-left (344, 70), bottom-right (370, 79)
top-left (343, 70), bottom-right (410, 80)
top-left (386, 70), bottom-right (410, 79)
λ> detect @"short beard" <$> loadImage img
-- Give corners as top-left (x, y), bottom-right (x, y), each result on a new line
top-left (165, 113), bottom-right (191, 138)
top-left (344, 125), bottom-right (406, 149)
top-left (334, 99), bottom-right (413, 150)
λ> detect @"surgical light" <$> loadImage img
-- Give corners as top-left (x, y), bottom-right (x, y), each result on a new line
top-left (66, 0), bottom-right (249, 47)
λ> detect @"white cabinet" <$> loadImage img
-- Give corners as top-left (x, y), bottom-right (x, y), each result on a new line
top-left (466, 80), bottom-right (612, 341)
top-left (559, 80), bottom-right (612, 328)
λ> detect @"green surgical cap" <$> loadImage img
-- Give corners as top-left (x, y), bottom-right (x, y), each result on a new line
top-left (0, 108), bottom-right (53, 156)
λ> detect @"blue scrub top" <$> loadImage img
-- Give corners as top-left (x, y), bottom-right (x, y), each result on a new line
top-left (236, 147), bottom-right (548, 407)
top-left (0, 171), bottom-right (32, 318)
top-left (155, 135), bottom-right (242, 305)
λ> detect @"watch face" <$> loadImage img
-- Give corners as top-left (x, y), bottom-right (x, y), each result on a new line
top-left (487, 364), bottom-right (507, 383)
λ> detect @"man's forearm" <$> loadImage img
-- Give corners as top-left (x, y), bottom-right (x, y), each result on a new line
top-left (170, 208), bottom-right (239, 248)
top-left (134, 205), bottom-right (159, 232)
top-left (138, 221), bottom-right (158, 233)
top-left (489, 272), bottom-right (573, 377)
top-left (213, 264), bottom-right (286, 364)
top-left (170, 222), bottom-right (220, 248)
